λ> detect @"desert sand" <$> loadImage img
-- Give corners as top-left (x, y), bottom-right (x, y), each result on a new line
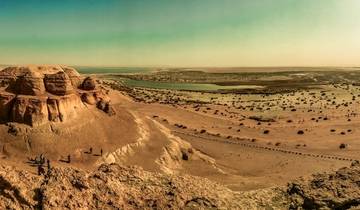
top-left (0, 66), bottom-right (359, 209)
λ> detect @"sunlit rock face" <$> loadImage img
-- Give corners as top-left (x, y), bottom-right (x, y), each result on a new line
top-left (44, 71), bottom-right (74, 96)
top-left (0, 65), bottom-right (114, 126)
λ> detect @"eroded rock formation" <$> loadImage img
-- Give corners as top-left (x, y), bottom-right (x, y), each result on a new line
top-left (287, 161), bottom-right (360, 209)
top-left (0, 65), bottom-right (114, 126)
top-left (0, 163), bottom-right (249, 209)
top-left (1, 161), bottom-right (359, 209)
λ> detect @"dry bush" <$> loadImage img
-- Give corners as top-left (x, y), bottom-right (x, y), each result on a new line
top-left (339, 143), bottom-right (347, 149)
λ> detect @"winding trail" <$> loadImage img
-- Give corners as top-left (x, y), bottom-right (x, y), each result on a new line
top-left (172, 130), bottom-right (360, 162)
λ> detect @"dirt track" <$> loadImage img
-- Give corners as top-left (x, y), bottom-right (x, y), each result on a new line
top-left (172, 130), bottom-right (359, 162)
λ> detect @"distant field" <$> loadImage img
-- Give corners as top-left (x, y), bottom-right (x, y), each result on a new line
top-left (113, 69), bottom-right (360, 84)
top-left (182, 67), bottom-right (360, 73)
top-left (77, 66), bottom-right (360, 74)
top-left (118, 78), bottom-right (263, 91)
top-left (96, 67), bottom-right (360, 94)
top-left (75, 66), bottom-right (154, 74)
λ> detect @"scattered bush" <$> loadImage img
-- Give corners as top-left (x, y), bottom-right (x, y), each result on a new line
top-left (339, 143), bottom-right (347, 149)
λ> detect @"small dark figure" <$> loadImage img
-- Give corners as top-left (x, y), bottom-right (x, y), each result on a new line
top-left (100, 148), bottom-right (103, 156)
top-left (67, 155), bottom-right (71, 163)
top-left (39, 154), bottom-right (45, 164)
top-left (37, 165), bottom-right (41, 175)
top-left (47, 159), bottom-right (51, 170)
top-left (38, 165), bottom-right (45, 175)
top-left (89, 147), bottom-right (93, 154)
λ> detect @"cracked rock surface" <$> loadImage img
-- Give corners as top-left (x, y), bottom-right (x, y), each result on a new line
top-left (287, 161), bottom-right (360, 210)
top-left (0, 162), bottom-right (295, 209)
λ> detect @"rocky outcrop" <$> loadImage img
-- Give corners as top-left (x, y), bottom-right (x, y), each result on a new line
top-left (46, 98), bottom-right (61, 122)
top-left (17, 72), bottom-right (45, 96)
top-left (11, 96), bottom-right (48, 126)
top-left (80, 92), bottom-right (97, 105)
top-left (0, 93), bottom-right (15, 121)
top-left (97, 99), bottom-right (116, 116)
top-left (81, 77), bottom-right (96, 90)
top-left (7, 161), bottom-right (360, 209)
top-left (46, 94), bottom-right (82, 122)
top-left (0, 65), bottom-right (115, 126)
top-left (62, 66), bottom-right (82, 88)
top-left (44, 71), bottom-right (74, 96)
top-left (0, 165), bottom-right (42, 209)
top-left (286, 161), bottom-right (360, 210)
top-left (0, 163), bottom-right (249, 209)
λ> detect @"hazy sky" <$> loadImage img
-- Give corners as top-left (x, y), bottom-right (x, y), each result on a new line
top-left (0, 0), bottom-right (359, 67)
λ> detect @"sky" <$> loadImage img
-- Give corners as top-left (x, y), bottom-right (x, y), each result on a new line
top-left (0, 0), bottom-right (359, 67)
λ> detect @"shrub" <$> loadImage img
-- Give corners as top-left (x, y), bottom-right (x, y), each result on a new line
top-left (339, 143), bottom-right (347, 149)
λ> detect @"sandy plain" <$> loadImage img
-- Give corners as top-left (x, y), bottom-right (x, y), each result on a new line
top-left (0, 68), bottom-right (359, 194)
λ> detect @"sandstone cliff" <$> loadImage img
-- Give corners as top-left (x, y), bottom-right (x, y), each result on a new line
top-left (0, 65), bottom-right (114, 126)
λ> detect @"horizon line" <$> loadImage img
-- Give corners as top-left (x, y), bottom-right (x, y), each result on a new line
top-left (1, 64), bottom-right (360, 69)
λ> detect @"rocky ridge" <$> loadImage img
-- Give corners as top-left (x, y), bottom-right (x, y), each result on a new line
top-left (0, 163), bottom-right (288, 209)
top-left (0, 162), bottom-right (359, 209)
top-left (287, 161), bottom-right (360, 209)
top-left (0, 65), bottom-right (114, 126)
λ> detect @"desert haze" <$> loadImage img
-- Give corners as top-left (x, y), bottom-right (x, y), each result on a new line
top-left (1, 0), bottom-right (360, 209)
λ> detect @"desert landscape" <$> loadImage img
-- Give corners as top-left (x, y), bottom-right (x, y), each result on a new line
top-left (0, 65), bottom-right (358, 209)
top-left (1, 1), bottom-right (360, 209)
